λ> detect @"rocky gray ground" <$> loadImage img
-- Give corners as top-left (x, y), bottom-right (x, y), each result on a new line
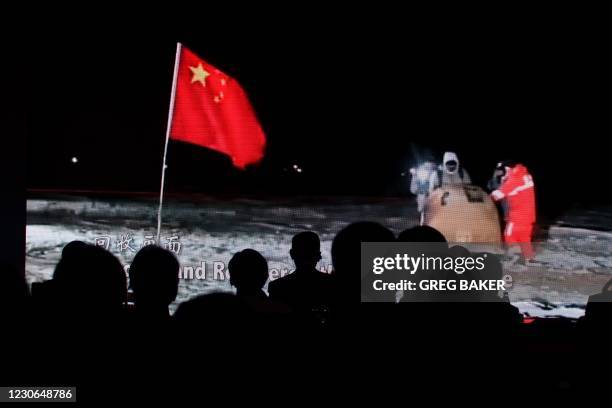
top-left (26, 195), bottom-right (612, 317)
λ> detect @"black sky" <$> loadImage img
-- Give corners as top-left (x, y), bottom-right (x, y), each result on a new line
top-left (22, 12), bottom-right (610, 209)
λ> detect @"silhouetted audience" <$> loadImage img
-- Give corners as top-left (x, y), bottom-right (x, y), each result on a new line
top-left (229, 249), bottom-right (269, 298)
top-left (397, 225), bottom-right (447, 243)
top-left (128, 245), bottom-right (179, 325)
top-left (397, 225), bottom-right (449, 303)
top-left (331, 222), bottom-right (395, 305)
top-left (11, 221), bottom-right (612, 395)
top-left (36, 241), bottom-right (127, 324)
top-left (268, 231), bottom-right (333, 324)
top-left (173, 292), bottom-right (250, 337)
top-left (26, 241), bottom-right (128, 387)
top-left (229, 248), bottom-right (289, 316)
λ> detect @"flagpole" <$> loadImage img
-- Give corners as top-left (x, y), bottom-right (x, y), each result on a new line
top-left (157, 42), bottom-right (182, 243)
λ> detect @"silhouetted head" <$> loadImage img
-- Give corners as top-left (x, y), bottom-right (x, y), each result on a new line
top-left (62, 240), bottom-right (90, 257)
top-left (290, 231), bottom-right (322, 271)
top-left (53, 241), bottom-right (127, 315)
top-left (397, 226), bottom-right (448, 244)
top-left (228, 249), bottom-right (269, 294)
top-left (129, 245), bottom-right (180, 311)
top-left (448, 245), bottom-right (471, 258)
top-left (53, 240), bottom-right (90, 282)
top-left (331, 222), bottom-right (394, 285)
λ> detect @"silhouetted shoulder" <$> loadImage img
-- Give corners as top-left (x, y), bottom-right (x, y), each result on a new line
top-left (270, 270), bottom-right (332, 292)
top-left (268, 270), bottom-right (333, 310)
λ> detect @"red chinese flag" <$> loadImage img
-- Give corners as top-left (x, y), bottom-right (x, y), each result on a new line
top-left (169, 45), bottom-right (266, 169)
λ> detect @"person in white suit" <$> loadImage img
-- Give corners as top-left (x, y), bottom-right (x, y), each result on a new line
top-left (428, 151), bottom-right (471, 193)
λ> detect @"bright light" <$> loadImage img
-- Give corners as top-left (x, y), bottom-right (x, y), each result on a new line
top-left (297, 168), bottom-right (302, 173)
top-left (293, 164), bottom-right (298, 169)
top-left (71, 157), bottom-right (78, 164)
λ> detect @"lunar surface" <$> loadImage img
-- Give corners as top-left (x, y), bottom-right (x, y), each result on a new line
top-left (26, 194), bottom-right (612, 317)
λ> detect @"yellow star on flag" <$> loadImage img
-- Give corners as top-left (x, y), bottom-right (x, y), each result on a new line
top-left (189, 63), bottom-right (210, 87)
